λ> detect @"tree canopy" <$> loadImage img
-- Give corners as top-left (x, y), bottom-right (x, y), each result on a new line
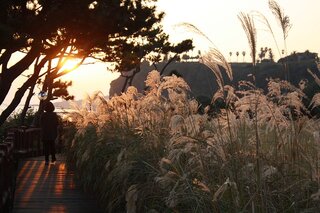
top-left (0, 0), bottom-right (192, 126)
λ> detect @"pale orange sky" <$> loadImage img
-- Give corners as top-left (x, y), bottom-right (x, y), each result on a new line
top-left (2, 0), bottom-right (319, 111)
top-left (157, 0), bottom-right (320, 59)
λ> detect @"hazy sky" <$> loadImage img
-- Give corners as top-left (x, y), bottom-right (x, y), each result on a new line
top-left (158, 0), bottom-right (320, 60)
top-left (2, 0), bottom-right (319, 111)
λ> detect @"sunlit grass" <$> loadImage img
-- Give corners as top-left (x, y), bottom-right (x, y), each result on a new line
top-left (60, 1), bottom-right (320, 211)
top-left (62, 67), bottom-right (320, 212)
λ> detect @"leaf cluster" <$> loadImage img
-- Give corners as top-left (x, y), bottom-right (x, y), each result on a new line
top-left (0, 0), bottom-right (191, 68)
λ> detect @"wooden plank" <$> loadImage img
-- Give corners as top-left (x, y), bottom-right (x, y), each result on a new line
top-left (13, 155), bottom-right (103, 213)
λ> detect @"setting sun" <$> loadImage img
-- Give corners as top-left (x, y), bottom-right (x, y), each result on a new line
top-left (59, 59), bottom-right (120, 99)
top-left (1, 1), bottom-right (320, 212)
top-left (60, 58), bottom-right (81, 72)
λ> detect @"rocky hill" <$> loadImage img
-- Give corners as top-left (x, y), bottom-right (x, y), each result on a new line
top-left (109, 60), bottom-right (320, 101)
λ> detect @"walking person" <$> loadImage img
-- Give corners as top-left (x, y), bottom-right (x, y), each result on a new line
top-left (40, 101), bottom-right (59, 165)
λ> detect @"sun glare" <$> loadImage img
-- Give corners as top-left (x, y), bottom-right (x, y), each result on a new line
top-left (59, 59), bottom-right (120, 99)
top-left (61, 59), bottom-right (81, 71)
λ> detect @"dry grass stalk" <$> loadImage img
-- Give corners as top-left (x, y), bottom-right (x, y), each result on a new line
top-left (268, 0), bottom-right (292, 41)
top-left (175, 22), bottom-right (216, 47)
top-left (238, 12), bottom-right (257, 66)
top-left (64, 67), bottom-right (320, 212)
top-left (251, 11), bottom-right (281, 57)
top-left (174, 23), bottom-right (233, 91)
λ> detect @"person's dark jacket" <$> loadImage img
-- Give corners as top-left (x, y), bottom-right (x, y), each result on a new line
top-left (40, 111), bottom-right (59, 141)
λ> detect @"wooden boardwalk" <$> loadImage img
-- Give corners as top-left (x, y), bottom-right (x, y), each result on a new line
top-left (13, 155), bottom-right (103, 213)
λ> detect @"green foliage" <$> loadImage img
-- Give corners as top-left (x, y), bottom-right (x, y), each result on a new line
top-left (0, 109), bottom-right (36, 140)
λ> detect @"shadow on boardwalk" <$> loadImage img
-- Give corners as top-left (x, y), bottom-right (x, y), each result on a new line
top-left (13, 155), bottom-right (103, 213)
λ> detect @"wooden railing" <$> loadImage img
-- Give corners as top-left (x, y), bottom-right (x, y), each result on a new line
top-left (14, 127), bottom-right (42, 158)
top-left (0, 127), bottom-right (42, 212)
top-left (0, 130), bottom-right (15, 212)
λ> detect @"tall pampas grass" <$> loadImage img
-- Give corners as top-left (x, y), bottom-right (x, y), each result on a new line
top-left (174, 22), bottom-right (216, 47)
top-left (238, 12), bottom-right (263, 203)
top-left (308, 68), bottom-right (320, 110)
top-left (174, 23), bottom-right (233, 91)
top-left (201, 48), bottom-right (233, 90)
top-left (251, 11), bottom-right (281, 58)
top-left (62, 8), bottom-right (320, 212)
top-left (64, 70), bottom-right (320, 212)
top-left (269, 0), bottom-right (291, 54)
top-left (268, 0), bottom-right (292, 82)
top-left (238, 12), bottom-right (257, 66)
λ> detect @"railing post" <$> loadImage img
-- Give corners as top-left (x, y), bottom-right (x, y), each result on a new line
top-left (37, 128), bottom-right (42, 156)
top-left (0, 127), bottom-right (43, 213)
top-left (25, 128), bottom-right (32, 157)
top-left (13, 127), bottom-right (41, 158)
top-left (0, 130), bottom-right (15, 212)
top-left (0, 150), bottom-right (6, 211)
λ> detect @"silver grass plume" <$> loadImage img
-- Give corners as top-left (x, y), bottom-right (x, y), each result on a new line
top-left (201, 48), bottom-right (233, 90)
top-left (175, 22), bottom-right (216, 46)
top-left (307, 68), bottom-right (320, 109)
top-left (238, 12), bottom-right (257, 66)
top-left (175, 23), bottom-right (233, 90)
top-left (307, 68), bottom-right (320, 87)
top-left (269, 0), bottom-right (292, 41)
top-left (251, 11), bottom-right (281, 58)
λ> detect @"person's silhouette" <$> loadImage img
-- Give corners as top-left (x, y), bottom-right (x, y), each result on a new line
top-left (40, 101), bottom-right (59, 165)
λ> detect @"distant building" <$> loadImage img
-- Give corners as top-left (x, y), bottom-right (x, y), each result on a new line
top-left (278, 50), bottom-right (319, 63)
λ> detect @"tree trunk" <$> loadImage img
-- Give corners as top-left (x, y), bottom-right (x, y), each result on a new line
top-left (19, 83), bottom-right (36, 125)
top-left (0, 66), bottom-right (41, 127)
top-left (0, 49), bottom-right (15, 70)
top-left (19, 56), bottom-right (41, 125)
top-left (0, 45), bottom-right (40, 105)
top-left (160, 54), bottom-right (178, 75)
top-left (121, 65), bottom-right (141, 93)
top-left (0, 55), bottom-right (49, 127)
top-left (128, 66), bottom-right (140, 87)
top-left (121, 76), bottom-right (130, 93)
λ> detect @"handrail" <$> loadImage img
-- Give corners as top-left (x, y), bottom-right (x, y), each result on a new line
top-left (0, 130), bottom-right (15, 212)
top-left (0, 126), bottom-right (66, 212)
top-left (14, 127), bottom-right (42, 158)
top-left (0, 127), bottom-right (44, 212)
